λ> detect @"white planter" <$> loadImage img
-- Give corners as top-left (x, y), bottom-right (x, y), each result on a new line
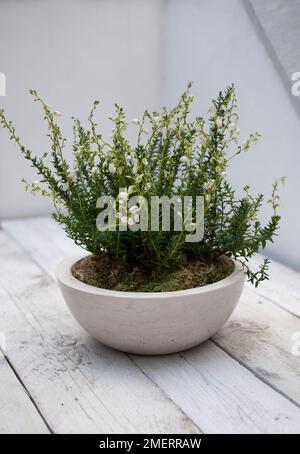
top-left (56, 255), bottom-right (245, 355)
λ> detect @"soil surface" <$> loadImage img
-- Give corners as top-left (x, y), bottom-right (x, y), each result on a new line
top-left (71, 254), bottom-right (234, 292)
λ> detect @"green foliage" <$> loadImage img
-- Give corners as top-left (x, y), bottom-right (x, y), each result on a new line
top-left (0, 83), bottom-right (284, 286)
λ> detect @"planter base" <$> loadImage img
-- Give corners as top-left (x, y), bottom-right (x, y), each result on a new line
top-left (56, 255), bottom-right (245, 355)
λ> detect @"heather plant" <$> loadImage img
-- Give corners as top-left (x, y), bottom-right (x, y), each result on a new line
top-left (0, 83), bottom-right (283, 287)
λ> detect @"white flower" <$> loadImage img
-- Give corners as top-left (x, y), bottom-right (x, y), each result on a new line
top-left (91, 167), bottom-right (98, 175)
top-left (119, 191), bottom-right (128, 200)
top-left (120, 216), bottom-right (128, 224)
top-left (204, 179), bottom-right (215, 190)
top-left (205, 194), bottom-right (211, 203)
top-left (94, 155), bottom-right (101, 165)
top-left (142, 158), bottom-right (148, 166)
top-left (145, 182), bottom-right (151, 190)
top-left (63, 182), bottom-right (69, 191)
top-left (128, 216), bottom-right (135, 226)
top-left (180, 156), bottom-right (189, 164)
top-left (132, 158), bottom-right (139, 174)
top-left (143, 127), bottom-right (149, 134)
top-left (229, 122), bottom-right (235, 130)
top-left (128, 185), bottom-right (135, 194)
top-left (169, 150), bottom-right (174, 157)
top-left (54, 110), bottom-right (62, 116)
top-left (136, 174), bottom-right (143, 183)
top-left (132, 118), bottom-right (140, 125)
top-left (32, 180), bottom-right (40, 185)
top-left (220, 171), bottom-right (227, 178)
top-left (129, 205), bottom-right (139, 214)
top-left (153, 116), bottom-right (162, 123)
top-left (108, 163), bottom-right (116, 174)
top-left (216, 117), bottom-right (223, 128)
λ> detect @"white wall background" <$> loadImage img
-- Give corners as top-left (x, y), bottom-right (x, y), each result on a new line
top-left (0, 0), bottom-right (166, 217)
top-left (1, 0), bottom-right (300, 271)
top-left (163, 0), bottom-right (300, 271)
top-left (250, 0), bottom-right (300, 79)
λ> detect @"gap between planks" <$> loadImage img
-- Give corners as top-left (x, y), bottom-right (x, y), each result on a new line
top-left (3, 216), bottom-right (300, 317)
top-left (2, 216), bottom-right (300, 402)
top-left (1, 218), bottom-right (300, 433)
top-left (2, 350), bottom-right (53, 433)
top-left (0, 231), bottom-right (201, 434)
top-left (247, 255), bottom-right (300, 317)
top-left (0, 350), bottom-right (50, 434)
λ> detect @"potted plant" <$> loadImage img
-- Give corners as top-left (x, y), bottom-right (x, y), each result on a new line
top-left (0, 83), bottom-right (283, 355)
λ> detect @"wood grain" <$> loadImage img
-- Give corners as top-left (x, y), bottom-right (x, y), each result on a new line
top-left (134, 341), bottom-right (300, 434)
top-left (214, 286), bottom-right (300, 405)
top-left (248, 254), bottom-right (300, 317)
top-left (0, 350), bottom-right (49, 434)
top-left (3, 217), bottom-right (300, 400)
top-left (2, 217), bottom-right (300, 433)
top-left (4, 217), bottom-right (300, 316)
top-left (0, 231), bottom-right (200, 434)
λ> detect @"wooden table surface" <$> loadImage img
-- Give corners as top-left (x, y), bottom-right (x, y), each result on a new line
top-left (0, 216), bottom-right (299, 434)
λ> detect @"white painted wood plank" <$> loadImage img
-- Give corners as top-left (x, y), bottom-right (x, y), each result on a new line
top-left (3, 217), bottom-right (300, 403)
top-left (5, 216), bottom-right (299, 433)
top-left (214, 287), bottom-right (300, 405)
top-left (0, 351), bottom-right (49, 434)
top-left (0, 232), bottom-right (200, 434)
top-left (133, 342), bottom-right (300, 434)
top-left (4, 217), bottom-right (300, 316)
top-left (248, 255), bottom-right (300, 317)
top-left (2, 217), bottom-right (81, 279)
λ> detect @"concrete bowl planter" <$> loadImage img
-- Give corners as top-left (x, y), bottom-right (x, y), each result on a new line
top-left (56, 255), bottom-right (245, 355)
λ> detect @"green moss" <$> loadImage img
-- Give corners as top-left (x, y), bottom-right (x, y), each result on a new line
top-left (71, 254), bottom-right (234, 292)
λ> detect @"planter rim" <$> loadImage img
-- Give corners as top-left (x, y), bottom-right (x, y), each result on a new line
top-left (55, 253), bottom-right (245, 299)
